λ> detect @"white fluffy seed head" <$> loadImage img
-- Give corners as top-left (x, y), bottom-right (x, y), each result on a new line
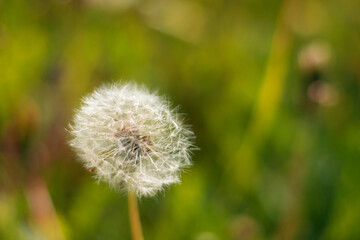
top-left (68, 82), bottom-right (195, 197)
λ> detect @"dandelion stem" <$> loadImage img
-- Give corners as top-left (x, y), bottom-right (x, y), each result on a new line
top-left (128, 191), bottom-right (144, 240)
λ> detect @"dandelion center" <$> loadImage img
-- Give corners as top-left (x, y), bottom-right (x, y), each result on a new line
top-left (115, 125), bottom-right (153, 160)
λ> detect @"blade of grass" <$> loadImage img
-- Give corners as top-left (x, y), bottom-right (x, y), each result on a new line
top-left (227, 0), bottom-right (297, 189)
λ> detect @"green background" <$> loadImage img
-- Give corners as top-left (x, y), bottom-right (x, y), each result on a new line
top-left (0, 0), bottom-right (360, 239)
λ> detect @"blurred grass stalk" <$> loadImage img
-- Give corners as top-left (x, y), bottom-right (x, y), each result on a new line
top-left (228, 0), bottom-right (296, 189)
top-left (128, 191), bottom-right (144, 240)
top-left (26, 174), bottom-right (66, 240)
top-left (1, 97), bottom-right (66, 239)
top-left (228, 0), bottom-right (306, 238)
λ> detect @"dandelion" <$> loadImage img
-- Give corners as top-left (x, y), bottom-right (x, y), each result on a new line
top-left (69, 82), bottom-right (195, 197)
top-left (68, 82), bottom-right (195, 239)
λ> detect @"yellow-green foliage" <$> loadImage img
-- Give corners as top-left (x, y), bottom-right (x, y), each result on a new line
top-left (0, 0), bottom-right (359, 239)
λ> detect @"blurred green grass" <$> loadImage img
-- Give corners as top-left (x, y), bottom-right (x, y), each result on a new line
top-left (1, 0), bottom-right (360, 239)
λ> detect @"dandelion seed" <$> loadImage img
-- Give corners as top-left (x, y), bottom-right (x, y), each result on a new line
top-left (68, 82), bottom-right (195, 197)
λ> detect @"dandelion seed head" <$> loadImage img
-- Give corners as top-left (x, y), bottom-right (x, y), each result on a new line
top-left (68, 83), bottom-right (195, 197)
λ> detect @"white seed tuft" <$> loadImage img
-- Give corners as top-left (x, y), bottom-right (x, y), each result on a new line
top-left (68, 82), bottom-right (195, 197)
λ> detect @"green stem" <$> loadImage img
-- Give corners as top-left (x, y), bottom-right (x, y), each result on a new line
top-left (128, 191), bottom-right (144, 240)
